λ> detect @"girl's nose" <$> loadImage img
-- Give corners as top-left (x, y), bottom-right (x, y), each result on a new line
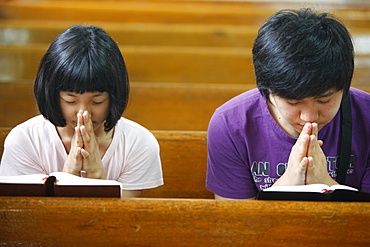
top-left (78, 103), bottom-right (91, 113)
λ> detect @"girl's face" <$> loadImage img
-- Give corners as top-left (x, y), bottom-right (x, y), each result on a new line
top-left (59, 91), bottom-right (110, 131)
top-left (268, 89), bottom-right (343, 138)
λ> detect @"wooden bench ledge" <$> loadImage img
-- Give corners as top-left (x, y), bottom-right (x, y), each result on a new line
top-left (1, 197), bottom-right (370, 246)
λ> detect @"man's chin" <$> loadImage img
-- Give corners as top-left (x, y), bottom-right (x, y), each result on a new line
top-left (294, 125), bottom-right (305, 133)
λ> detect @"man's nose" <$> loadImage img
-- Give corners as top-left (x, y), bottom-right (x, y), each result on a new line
top-left (300, 108), bottom-right (319, 123)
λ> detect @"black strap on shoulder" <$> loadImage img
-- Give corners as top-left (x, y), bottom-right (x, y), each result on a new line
top-left (336, 95), bottom-right (352, 184)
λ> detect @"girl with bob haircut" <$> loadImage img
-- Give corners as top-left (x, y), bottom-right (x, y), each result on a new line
top-left (0, 25), bottom-right (164, 198)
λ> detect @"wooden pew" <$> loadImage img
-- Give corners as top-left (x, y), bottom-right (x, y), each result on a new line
top-left (0, 82), bottom-right (38, 128)
top-left (0, 20), bottom-right (257, 48)
top-left (0, 127), bottom-right (213, 199)
top-left (0, 45), bottom-right (257, 84)
top-left (1, 197), bottom-right (370, 246)
top-left (1, 0), bottom-right (370, 28)
top-left (0, 127), bottom-right (8, 159)
top-left (143, 130), bottom-right (211, 199)
top-left (1, 20), bottom-right (368, 48)
top-left (0, 0), bottom-right (271, 25)
top-left (3, 81), bottom-right (370, 130)
top-left (127, 82), bottom-right (252, 131)
top-left (1, 1), bottom-right (369, 85)
top-left (1, 45), bottom-right (370, 86)
top-left (0, 81), bottom-right (252, 130)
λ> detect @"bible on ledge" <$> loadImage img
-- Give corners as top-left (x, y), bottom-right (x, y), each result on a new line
top-left (0, 172), bottom-right (121, 197)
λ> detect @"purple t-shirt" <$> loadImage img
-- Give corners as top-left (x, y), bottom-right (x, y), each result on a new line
top-left (206, 87), bottom-right (370, 199)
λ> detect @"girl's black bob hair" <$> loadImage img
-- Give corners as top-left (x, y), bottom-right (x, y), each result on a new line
top-left (34, 25), bottom-right (129, 131)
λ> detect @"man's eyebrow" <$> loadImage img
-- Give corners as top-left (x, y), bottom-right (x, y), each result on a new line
top-left (314, 91), bottom-right (336, 98)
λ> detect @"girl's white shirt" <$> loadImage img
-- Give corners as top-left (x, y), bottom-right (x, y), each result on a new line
top-left (0, 115), bottom-right (163, 190)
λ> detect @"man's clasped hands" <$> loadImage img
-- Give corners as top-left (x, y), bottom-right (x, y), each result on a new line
top-left (274, 122), bottom-right (337, 187)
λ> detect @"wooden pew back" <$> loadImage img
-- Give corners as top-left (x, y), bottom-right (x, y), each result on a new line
top-left (1, 0), bottom-right (370, 27)
top-left (1, 197), bottom-right (370, 246)
top-left (0, 82), bottom-right (38, 127)
top-left (144, 130), bottom-right (212, 198)
top-left (0, 128), bottom-right (213, 199)
top-left (1, 19), bottom-right (368, 48)
top-left (0, 82), bottom-right (252, 130)
top-left (1, 1), bottom-right (370, 85)
top-left (0, 45), bottom-right (258, 84)
top-left (1, 45), bottom-right (370, 86)
top-left (3, 82), bottom-right (370, 130)
top-left (0, 127), bottom-right (9, 159)
top-left (0, 20), bottom-right (257, 48)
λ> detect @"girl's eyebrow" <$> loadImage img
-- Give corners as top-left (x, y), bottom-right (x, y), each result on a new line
top-left (62, 92), bottom-right (77, 97)
top-left (62, 92), bottom-right (106, 97)
top-left (92, 93), bottom-right (106, 97)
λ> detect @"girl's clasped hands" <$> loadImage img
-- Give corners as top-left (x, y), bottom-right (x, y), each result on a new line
top-left (63, 110), bottom-right (105, 179)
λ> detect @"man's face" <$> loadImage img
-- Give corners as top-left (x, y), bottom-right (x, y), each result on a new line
top-left (268, 89), bottom-right (344, 138)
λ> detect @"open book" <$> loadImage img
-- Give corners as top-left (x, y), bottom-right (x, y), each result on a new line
top-left (0, 172), bottom-right (122, 197)
top-left (263, 184), bottom-right (358, 193)
top-left (257, 184), bottom-right (370, 202)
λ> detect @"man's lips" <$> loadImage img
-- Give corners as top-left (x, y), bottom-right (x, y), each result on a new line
top-left (295, 123), bottom-right (322, 133)
top-left (296, 124), bottom-right (305, 132)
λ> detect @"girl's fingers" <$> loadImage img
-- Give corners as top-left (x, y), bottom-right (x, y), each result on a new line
top-left (80, 148), bottom-right (90, 158)
top-left (75, 126), bottom-right (83, 148)
top-left (83, 110), bottom-right (89, 122)
top-left (83, 110), bottom-right (94, 133)
top-left (77, 110), bottom-right (84, 127)
top-left (79, 125), bottom-right (91, 147)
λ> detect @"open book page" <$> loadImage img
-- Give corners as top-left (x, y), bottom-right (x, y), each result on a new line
top-left (0, 172), bottom-right (121, 186)
top-left (50, 172), bottom-right (122, 198)
top-left (0, 172), bottom-right (122, 197)
top-left (49, 172), bottom-right (122, 187)
top-left (0, 174), bottom-right (49, 184)
top-left (263, 184), bottom-right (358, 193)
